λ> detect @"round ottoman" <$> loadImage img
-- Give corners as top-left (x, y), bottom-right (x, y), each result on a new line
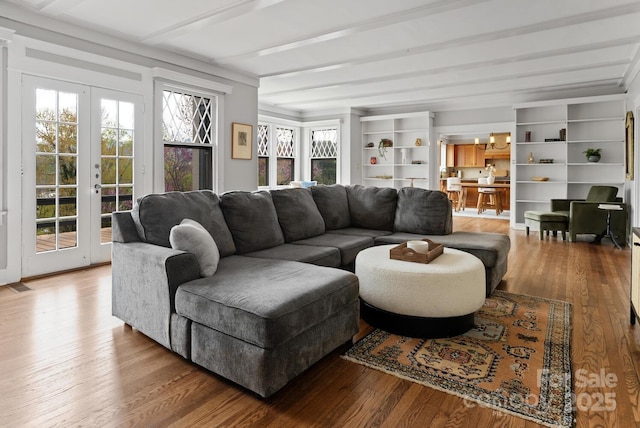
top-left (355, 245), bottom-right (486, 338)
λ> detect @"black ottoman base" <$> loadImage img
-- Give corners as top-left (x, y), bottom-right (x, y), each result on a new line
top-left (360, 299), bottom-right (475, 338)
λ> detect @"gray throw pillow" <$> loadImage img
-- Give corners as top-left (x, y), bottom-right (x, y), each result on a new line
top-left (271, 188), bottom-right (325, 242)
top-left (310, 184), bottom-right (351, 230)
top-left (346, 185), bottom-right (398, 230)
top-left (221, 191), bottom-right (285, 254)
top-left (394, 187), bottom-right (452, 235)
top-left (169, 219), bottom-right (220, 277)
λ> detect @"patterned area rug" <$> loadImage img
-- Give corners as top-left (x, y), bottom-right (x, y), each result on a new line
top-left (343, 290), bottom-right (573, 427)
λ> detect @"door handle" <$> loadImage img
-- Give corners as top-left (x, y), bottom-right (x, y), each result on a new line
top-left (94, 184), bottom-right (102, 194)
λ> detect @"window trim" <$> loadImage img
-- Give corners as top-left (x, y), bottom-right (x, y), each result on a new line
top-left (257, 116), bottom-right (301, 190)
top-left (305, 120), bottom-right (341, 184)
top-left (154, 80), bottom-right (221, 192)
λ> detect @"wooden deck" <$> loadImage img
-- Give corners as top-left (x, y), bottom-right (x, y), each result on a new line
top-left (36, 227), bottom-right (112, 252)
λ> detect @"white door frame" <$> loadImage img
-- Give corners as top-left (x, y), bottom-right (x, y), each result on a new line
top-left (22, 76), bottom-right (143, 276)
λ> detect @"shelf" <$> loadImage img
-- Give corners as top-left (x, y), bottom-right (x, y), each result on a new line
top-left (515, 141), bottom-right (565, 145)
top-left (394, 145), bottom-right (428, 149)
top-left (566, 139), bottom-right (623, 144)
top-left (566, 162), bottom-right (624, 166)
top-left (516, 120), bottom-right (566, 126)
top-left (395, 128), bottom-right (425, 133)
top-left (515, 163), bottom-right (565, 166)
top-left (567, 117), bottom-right (624, 123)
top-left (567, 180), bottom-right (624, 185)
top-left (394, 178), bottom-right (427, 181)
top-left (516, 180), bottom-right (559, 184)
top-left (363, 130), bottom-right (393, 135)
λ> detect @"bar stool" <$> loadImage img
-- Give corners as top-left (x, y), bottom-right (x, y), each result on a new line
top-left (477, 178), bottom-right (501, 215)
top-left (446, 177), bottom-right (464, 211)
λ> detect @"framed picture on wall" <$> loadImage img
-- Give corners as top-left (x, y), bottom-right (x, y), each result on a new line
top-left (232, 122), bottom-right (253, 160)
top-left (626, 111), bottom-right (634, 180)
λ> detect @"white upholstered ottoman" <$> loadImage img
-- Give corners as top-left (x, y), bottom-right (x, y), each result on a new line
top-left (355, 245), bottom-right (486, 337)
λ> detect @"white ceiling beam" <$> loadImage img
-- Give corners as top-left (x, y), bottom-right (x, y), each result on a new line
top-left (265, 63), bottom-right (627, 106)
top-left (40, 0), bottom-right (87, 15)
top-left (214, 0), bottom-right (491, 64)
top-left (140, 0), bottom-right (287, 44)
top-left (259, 2), bottom-right (640, 79)
top-left (261, 36), bottom-right (640, 96)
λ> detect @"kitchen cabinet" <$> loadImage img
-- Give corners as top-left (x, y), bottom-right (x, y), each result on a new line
top-left (455, 144), bottom-right (486, 167)
top-left (446, 144), bottom-right (455, 168)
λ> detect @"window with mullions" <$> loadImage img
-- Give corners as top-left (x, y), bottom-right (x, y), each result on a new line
top-left (276, 127), bottom-right (295, 185)
top-left (257, 124), bottom-right (269, 187)
top-left (310, 128), bottom-right (338, 184)
top-left (161, 88), bottom-right (216, 191)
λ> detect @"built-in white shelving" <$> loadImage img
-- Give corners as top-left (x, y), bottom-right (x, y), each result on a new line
top-left (361, 112), bottom-right (435, 190)
top-left (513, 96), bottom-right (626, 225)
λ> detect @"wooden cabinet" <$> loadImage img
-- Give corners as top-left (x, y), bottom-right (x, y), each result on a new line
top-left (446, 144), bottom-right (455, 168)
top-left (632, 230), bottom-right (640, 324)
top-left (455, 144), bottom-right (486, 167)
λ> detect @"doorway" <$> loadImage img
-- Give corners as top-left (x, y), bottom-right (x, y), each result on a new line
top-left (21, 76), bottom-right (143, 277)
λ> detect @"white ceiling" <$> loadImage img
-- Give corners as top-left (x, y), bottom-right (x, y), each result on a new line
top-left (2, 0), bottom-right (640, 114)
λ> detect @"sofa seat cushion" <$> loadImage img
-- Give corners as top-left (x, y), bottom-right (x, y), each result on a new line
top-left (270, 188), bottom-right (325, 242)
top-left (292, 233), bottom-right (374, 265)
top-left (174, 256), bottom-right (359, 349)
top-left (221, 191), bottom-right (285, 254)
top-left (394, 187), bottom-right (452, 235)
top-left (375, 231), bottom-right (510, 268)
top-left (310, 184), bottom-right (351, 230)
top-left (346, 185), bottom-right (398, 230)
top-left (132, 190), bottom-right (236, 256)
top-left (326, 227), bottom-right (393, 238)
top-left (244, 244), bottom-right (341, 267)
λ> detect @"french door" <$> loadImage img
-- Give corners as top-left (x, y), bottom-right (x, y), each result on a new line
top-left (22, 76), bottom-right (143, 277)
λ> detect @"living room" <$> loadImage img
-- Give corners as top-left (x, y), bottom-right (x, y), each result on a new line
top-left (1, 1), bottom-right (640, 426)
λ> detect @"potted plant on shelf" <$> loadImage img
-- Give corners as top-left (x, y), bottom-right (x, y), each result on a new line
top-left (378, 138), bottom-right (393, 159)
top-left (583, 148), bottom-right (602, 162)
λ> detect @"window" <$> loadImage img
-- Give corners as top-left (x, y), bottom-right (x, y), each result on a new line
top-left (310, 128), bottom-right (338, 184)
top-left (257, 120), bottom-right (299, 188)
top-left (161, 88), bottom-right (216, 191)
top-left (257, 124), bottom-right (269, 187)
top-left (276, 127), bottom-right (295, 185)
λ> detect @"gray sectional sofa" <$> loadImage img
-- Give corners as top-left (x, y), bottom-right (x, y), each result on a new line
top-left (111, 184), bottom-right (510, 397)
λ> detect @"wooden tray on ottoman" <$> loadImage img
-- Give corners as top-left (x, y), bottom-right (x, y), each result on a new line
top-left (389, 239), bottom-right (444, 264)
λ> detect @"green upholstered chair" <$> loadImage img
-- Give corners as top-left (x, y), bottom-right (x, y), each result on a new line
top-left (551, 186), bottom-right (628, 245)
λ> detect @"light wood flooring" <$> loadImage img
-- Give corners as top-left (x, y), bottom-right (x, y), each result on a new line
top-left (1, 217), bottom-right (639, 427)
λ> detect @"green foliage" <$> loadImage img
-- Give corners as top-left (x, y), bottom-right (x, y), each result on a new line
top-left (583, 148), bottom-right (602, 158)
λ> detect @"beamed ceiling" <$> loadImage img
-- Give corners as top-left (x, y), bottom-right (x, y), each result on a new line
top-left (2, 0), bottom-right (640, 114)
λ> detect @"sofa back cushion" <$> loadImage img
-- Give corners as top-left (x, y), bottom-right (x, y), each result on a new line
top-left (310, 184), bottom-right (351, 230)
top-left (586, 186), bottom-right (618, 202)
top-left (221, 191), bottom-right (285, 254)
top-left (394, 187), bottom-right (453, 235)
top-left (346, 185), bottom-right (398, 231)
top-left (131, 190), bottom-right (236, 256)
top-left (270, 188), bottom-right (325, 242)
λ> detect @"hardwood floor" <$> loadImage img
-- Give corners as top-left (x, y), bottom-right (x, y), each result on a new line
top-left (1, 217), bottom-right (639, 427)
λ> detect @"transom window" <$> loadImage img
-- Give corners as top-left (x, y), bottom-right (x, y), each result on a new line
top-left (161, 87), bottom-right (216, 191)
